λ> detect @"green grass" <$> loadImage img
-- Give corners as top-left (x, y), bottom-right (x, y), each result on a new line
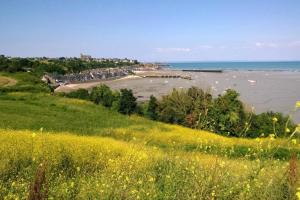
top-left (0, 92), bottom-right (159, 134)
top-left (0, 92), bottom-right (300, 199)
top-left (0, 72), bottom-right (50, 93)
top-left (0, 92), bottom-right (299, 160)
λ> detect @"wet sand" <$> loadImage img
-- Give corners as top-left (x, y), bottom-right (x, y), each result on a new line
top-left (56, 70), bottom-right (300, 123)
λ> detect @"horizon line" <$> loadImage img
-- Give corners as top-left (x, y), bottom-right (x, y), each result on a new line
top-left (2, 54), bottom-right (300, 63)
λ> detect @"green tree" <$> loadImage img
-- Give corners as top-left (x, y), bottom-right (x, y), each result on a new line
top-left (118, 89), bottom-right (137, 115)
top-left (147, 95), bottom-right (158, 120)
top-left (210, 89), bottom-right (247, 136)
top-left (187, 87), bottom-right (213, 129)
top-left (90, 84), bottom-right (114, 107)
top-left (158, 89), bottom-right (193, 124)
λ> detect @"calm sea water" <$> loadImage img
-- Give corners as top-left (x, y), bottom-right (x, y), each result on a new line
top-left (167, 61), bottom-right (300, 71)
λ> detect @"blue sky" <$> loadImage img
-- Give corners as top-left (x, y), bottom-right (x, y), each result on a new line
top-left (1, 0), bottom-right (300, 61)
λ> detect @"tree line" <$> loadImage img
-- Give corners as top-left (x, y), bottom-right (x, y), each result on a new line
top-left (62, 85), bottom-right (296, 138)
top-left (0, 55), bottom-right (138, 75)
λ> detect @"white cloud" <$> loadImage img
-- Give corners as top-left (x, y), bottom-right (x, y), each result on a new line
top-left (218, 45), bottom-right (227, 49)
top-left (288, 41), bottom-right (300, 47)
top-left (268, 43), bottom-right (278, 48)
top-left (197, 45), bottom-right (213, 49)
top-left (155, 47), bottom-right (191, 53)
top-left (255, 42), bottom-right (263, 47)
top-left (255, 42), bottom-right (278, 48)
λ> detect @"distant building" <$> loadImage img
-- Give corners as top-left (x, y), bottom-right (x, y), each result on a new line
top-left (80, 54), bottom-right (92, 62)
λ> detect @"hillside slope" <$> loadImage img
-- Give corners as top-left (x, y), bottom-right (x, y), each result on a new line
top-left (0, 92), bottom-right (299, 199)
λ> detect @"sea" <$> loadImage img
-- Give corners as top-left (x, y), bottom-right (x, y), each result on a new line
top-left (167, 61), bottom-right (300, 71)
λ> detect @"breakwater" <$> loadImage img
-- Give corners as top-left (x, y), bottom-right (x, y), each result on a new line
top-left (182, 69), bottom-right (223, 73)
top-left (141, 75), bottom-right (191, 80)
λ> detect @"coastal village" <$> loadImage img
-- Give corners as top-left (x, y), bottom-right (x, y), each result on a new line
top-left (43, 54), bottom-right (191, 87)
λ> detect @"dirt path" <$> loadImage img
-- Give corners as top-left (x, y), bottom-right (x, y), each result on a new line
top-left (0, 76), bottom-right (17, 87)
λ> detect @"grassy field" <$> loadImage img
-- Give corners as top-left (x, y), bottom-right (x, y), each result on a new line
top-left (0, 91), bottom-right (300, 199)
top-left (0, 72), bottom-right (50, 93)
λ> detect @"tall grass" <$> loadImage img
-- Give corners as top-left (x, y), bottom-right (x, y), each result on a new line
top-left (0, 130), bottom-right (297, 199)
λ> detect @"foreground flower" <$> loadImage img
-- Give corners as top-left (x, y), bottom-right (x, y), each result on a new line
top-left (296, 124), bottom-right (300, 132)
top-left (297, 191), bottom-right (300, 200)
top-left (296, 101), bottom-right (300, 108)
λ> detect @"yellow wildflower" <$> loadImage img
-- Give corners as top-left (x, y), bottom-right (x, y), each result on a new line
top-left (246, 183), bottom-right (250, 191)
top-left (292, 139), bottom-right (297, 145)
top-left (295, 101), bottom-right (300, 108)
top-left (296, 124), bottom-right (300, 132)
top-left (131, 190), bottom-right (137, 194)
top-left (285, 128), bottom-right (291, 133)
top-left (32, 133), bottom-right (36, 138)
top-left (297, 191), bottom-right (300, 200)
top-left (220, 161), bottom-right (225, 168)
top-left (272, 117), bottom-right (278, 123)
top-left (149, 177), bottom-right (155, 182)
top-left (211, 190), bottom-right (215, 197)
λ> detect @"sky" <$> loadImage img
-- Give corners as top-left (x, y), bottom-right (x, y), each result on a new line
top-left (0, 0), bottom-right (300, 61)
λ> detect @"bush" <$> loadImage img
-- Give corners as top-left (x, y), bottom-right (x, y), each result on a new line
top-left (246, 111), bottom-right (295, 138)
top-left (66, 89), bottom-right (90, 100)
top-left (118, 89), bottom-right (137, 115)
top-left (155, 87), bottom-right (294, 138)
top-left (209, 89), bottom-right (247, 137)
top-left (157, 87), bottom-right (214, 128)
top-left (187, 87), bottom-right (213, 129)
top-left (147, 95), bottom-right (159, 120)
top-left (90, 84), bottom-right (114, 107)
top-left (158, 89), bottom-right (193, 124)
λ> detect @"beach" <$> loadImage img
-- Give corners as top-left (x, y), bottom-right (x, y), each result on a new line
top-left (56, 70), bottom-right (300, 123)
